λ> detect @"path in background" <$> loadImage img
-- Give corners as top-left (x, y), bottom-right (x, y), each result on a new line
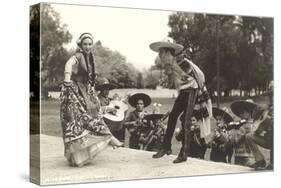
top-left (49, 88), bottom-right (178, 99)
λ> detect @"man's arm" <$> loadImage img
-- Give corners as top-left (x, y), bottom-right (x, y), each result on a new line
top-left (123, 112), bottom-right (138, 128)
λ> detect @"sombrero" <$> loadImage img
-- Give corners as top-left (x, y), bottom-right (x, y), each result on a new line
top-left (179, 109), bottom-right (201, 122)
top-left (144, 114), bottom-right (165, 121)
top-left (95, 77), bottom-right (116, 91)
top-left (212, 107), bottom-right (234, 123)
top-left (149, 37), bottom-right (184, 54)
top-left (128, 93), bottom-right (151, 108)
top-left (230, 99), bottom-right (257, 118)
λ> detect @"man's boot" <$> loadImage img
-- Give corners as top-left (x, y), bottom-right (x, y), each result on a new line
top-left (173, 148), bottom-right (187, 163)
top-left (173, 140), bottom-right (188, 163)
top-left (152, 146), bottom-right (172, 158)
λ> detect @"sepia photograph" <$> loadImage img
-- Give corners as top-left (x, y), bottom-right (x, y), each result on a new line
top-left (30, 2), bottom-right (273, 185)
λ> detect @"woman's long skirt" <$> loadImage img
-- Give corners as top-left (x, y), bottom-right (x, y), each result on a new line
top-left (60, 81), bottom-right (113, 167)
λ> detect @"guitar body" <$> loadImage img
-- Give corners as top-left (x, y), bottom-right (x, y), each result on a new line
top-left (103, 100), bottom-right (128, 132)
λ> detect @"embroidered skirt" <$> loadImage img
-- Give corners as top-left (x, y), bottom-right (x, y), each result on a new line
top-left (64, 133), bottom-right (112, 167)
top-left (60, 81), bottom-right (113, 167)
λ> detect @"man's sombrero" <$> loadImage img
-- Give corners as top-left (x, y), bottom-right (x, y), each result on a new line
top-left (230, 99), bottom-right (257, 118)
top-left (144, 114), bottom-right (165, 121)
top-left (179, 109), bottom-right (201, 122)
top-left (95, 77), bottom-right (116, 91)
top-left (212, 107), bottom-right (234, 123)
top-left (149, 37), bottom-right (184, 54)
top-left (128, 93), bottom-right (151, 108)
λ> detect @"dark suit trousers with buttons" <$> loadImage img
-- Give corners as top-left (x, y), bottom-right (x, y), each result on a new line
top-left (162, 88), bottom-right (198, 157)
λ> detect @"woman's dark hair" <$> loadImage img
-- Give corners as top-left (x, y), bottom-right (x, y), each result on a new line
top-left (77, 33), bottom-right (93, 48)
top-left (78, 32), bottom-right (92, 39)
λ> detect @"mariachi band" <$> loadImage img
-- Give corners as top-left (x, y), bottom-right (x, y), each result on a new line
top-left (60, 33), bottom-right (273, 170)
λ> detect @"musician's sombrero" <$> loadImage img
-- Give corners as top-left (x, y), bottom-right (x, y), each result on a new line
top-left (95, 77), bottom-right (116, 91)
top-left (212, 107), bottom-right (234, 123)
top-left (128, 93), bottom-right (151, 108)
top-left (179, 109), bottom-right (201, 122)
top-left (149, 37), bottom-right (184, 54)
top-left (230, 99), bottom-right (258, 118)
top-left (144, 114), bottom-right (164, 121)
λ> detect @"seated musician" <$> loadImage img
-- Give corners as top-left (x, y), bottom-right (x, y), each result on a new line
top-left (139, 103), bottom-right (168, 152)
top-left (124, 93), bottom-right (151, 149)
top-left (96, 77), bottom-right (115, 107)
top-left (244, 99), bottom-right (273, 170)
top-left (176, 110), bottom-right (207, 159)
top-left (209, 107), bottom-right (234, 163)
top-left (96, 77), bottom-right (126, 142)
top-left (230, 99), bottom-right (258, 166)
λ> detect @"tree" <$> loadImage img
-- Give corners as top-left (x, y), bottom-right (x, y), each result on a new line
top-left (143, 68), bottom-right (159, 89)
top-left (39, 4), bottom-right (73, 98)
top-left (30, 4), bottom-right (41, 99)
top-left (41, 4), bottom-right (72, 56)
top-left (166, 12), bottom-right (273, 96)
top-left (137, 72), bottom-right (144, 89)
top-left (93, 42), bottom-right (140, 88)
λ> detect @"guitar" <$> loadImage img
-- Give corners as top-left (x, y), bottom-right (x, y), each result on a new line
top-left (103, 99), bottom-right (129, 132)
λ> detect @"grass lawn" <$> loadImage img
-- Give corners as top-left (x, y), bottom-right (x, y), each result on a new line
top-left (35, 95), bottom-right (271, 164)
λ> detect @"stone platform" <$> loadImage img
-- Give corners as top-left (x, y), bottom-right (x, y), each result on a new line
top-left (30, 134), bottom-right (252, 185)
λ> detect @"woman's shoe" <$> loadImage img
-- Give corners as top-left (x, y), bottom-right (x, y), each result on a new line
top-left (109, 136), bottom-right (124, 149)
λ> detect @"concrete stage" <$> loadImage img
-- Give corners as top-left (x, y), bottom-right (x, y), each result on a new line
top-left (30, 134), bottom-right (253, 185)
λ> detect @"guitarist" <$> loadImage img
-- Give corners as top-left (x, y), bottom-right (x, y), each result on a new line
top-left (96, 77), bottom-right (125, 141)
top-left (245, 83), bottom-right (273, 170)
top-left (124, 93), bottom-right (151, 149)
top-left (96, 77), bottom-right (115, 107)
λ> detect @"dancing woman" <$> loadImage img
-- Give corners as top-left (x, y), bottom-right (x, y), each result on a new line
top-left (60, 33), bottom-right (123, 167)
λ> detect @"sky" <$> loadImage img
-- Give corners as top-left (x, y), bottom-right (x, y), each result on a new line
top-left (52, 3), bottom-right (174, 71)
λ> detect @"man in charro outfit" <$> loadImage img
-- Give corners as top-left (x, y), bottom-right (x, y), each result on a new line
top-left (176, 110), bottom-right (207, 159)
top-left (149, 38), bottom-right (212, 163)
top-left (230, 99), bottom-right (258, 166)
top-left (124, 93), bottom-right (151, 149)
top-left (244, 82), bottom-right (274, 170)
top-left (96, 77), bottom-right (116, 107)
top-left (210, 107), bottom-right (234, 163)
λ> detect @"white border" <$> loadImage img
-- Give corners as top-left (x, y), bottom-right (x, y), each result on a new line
top-left (0, 0), bottom-right (280, 188)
